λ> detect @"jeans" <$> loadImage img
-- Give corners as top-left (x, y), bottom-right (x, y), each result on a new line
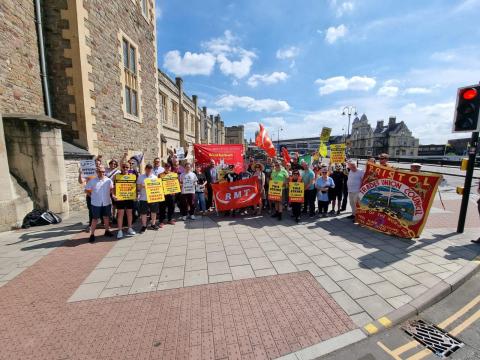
top-left (196, 192), bottom-right (206, 211)
top-left (348, 192), bottom-right (360, 215)
top-left (303, 189), bottom-right (316, 216)
top-left (180, 193), bottom-right (196, 216)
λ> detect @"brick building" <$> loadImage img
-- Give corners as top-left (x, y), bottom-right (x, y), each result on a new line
top-left (225, 125), bottom-right (245, 146)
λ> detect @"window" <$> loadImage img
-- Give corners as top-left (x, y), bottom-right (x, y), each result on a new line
top-left (191, 115), bottom-right (195, 133)
top-left (172, 101), bottom-right (178, 126)
top-left (141, 0), bottom-right (148, 17)
top-left (121, 35), bottom-right (140, 119)
top-left (160, 94), bottom-right (167, 123)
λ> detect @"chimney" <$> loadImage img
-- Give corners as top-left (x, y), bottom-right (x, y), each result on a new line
top-left (192, 95), bottom-right (198, 106)
top-left (202, 106), bottom-right (207, 115)
top-left (388, 116), bottom-right (396, 127)
top-left (376, 120), bottom-right (384, 129)
top-left (175, 77), bottom-right (183, 92)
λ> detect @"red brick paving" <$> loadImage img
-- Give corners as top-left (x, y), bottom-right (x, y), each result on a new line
top-left (0, 233), bottom-right (355, 360)
top-left (425, 199), bottom-right (478, 229)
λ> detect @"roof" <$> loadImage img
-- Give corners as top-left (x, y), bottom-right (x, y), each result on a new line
top-left (62, 141), bottom-right (93, 158)
top-left (3, 113), bottom-right (66, 126)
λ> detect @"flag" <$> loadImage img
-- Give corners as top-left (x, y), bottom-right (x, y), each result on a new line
top-left (255, 124), bottom-right (276, 157)
top-left (319, 142), bottom-right (328, 157)
top-left (281, 147), bottom-right (291, 163)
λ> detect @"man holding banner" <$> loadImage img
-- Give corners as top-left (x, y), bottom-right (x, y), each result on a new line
top-left (137, 164), bottom-right (160, 233)
top-left (269, 162), bottom-right (289, 220)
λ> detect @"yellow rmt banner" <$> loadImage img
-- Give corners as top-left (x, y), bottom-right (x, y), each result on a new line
top-left (145, 178), bottom-right (165, 203)
top-left (268, 180), bottom-right (283, 201)
top-left (115, 174), bottom-right (137, 201)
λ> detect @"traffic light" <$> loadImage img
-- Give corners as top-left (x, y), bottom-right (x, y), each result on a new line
top-left (453, 85), bottom-right (480, 132)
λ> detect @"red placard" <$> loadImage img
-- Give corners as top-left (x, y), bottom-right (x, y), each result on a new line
top-left (194, 144), bottom-right (244, 173)
top-left (212, 177), bottom-right (261, 211)
top-left (356, 163), bottom-right (441, 238)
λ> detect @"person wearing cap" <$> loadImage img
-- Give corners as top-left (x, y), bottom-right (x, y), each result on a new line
top-left (378, 153), bottom-right (391, 167)
top-left (346, 160), bottom-right (365, 220)
top-left (159, 163), bottom-right (176, 225)
top-left (329, 164), bottom-right (347, 215)
top-left (410, 163), bottom-right (422, 172)
top-left (137, 164), bottom-right (160, 233)
top-left (85, 165), bottom-right (114, 243)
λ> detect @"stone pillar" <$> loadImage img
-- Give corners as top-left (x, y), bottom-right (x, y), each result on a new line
top-left (192, 95), bottom-right (200, 144)
top-left (176, 77), bottom-right (186, 148)
top-left (0, 114), bottom-right (15, 202)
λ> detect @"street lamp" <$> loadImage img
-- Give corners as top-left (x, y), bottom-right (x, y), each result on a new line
top-left (341, 106), bottom-right (357, 139)
top-left (277, 127), bottom-right (283, 153)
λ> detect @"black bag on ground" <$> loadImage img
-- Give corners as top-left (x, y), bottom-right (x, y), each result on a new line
top-left (22, 209), bottom-right (62, 228)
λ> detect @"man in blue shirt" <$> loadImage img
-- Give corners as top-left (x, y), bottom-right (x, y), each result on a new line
top-left (301, 161), bottom-right (316, 217)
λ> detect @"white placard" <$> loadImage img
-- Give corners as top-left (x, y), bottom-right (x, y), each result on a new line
top-left (176, 147), bottom-right (185, 160)
top-left (80, 160), bottom-right (96, 179)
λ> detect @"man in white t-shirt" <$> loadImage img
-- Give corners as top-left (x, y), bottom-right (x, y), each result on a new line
top-left (152, 157), bottom-right (165, 177)
top-left (346, 160), bottom-right (365, 220)
top-left (137, 164), bottom-right (160, 233)
top-left (85, 165), bottom-right (114, 242)
top-left (179, 163), bottom-right (198, 220)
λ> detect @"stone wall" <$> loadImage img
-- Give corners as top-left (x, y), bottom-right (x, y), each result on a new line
top-left (64, 159), bottom-right (87, 211)
top-left (0, 0), bottom-right (44, 114)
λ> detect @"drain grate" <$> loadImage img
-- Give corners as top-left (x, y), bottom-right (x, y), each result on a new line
top-left (402, 319), bottom-right (464, 358)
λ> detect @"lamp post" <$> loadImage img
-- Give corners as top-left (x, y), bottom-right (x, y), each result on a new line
top-left (342, 106), bottom-right (357, 140)
top-left (277, 127), bottom-right (283, 153)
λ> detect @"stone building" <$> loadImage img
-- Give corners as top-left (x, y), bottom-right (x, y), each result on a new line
top-left (350, 114), bottom-right (419, 157)
top-left (225, 125), bottom-right (245, 146)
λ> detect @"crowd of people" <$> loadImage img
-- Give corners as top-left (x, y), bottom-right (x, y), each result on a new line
top-left (78, 152), bottom-right (398, 242)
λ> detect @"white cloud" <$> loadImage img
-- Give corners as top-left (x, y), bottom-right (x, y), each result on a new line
top-left (404, 87), bottom-right (432, 95)
top-left (315, 76), bottom-right (376, 95)
top-left (215, 95), bottom-right (291, 112)
top-left (377, 86), bottom-right (399, 97)
top-left (336, 2), bottom-right (354, 16)
top-left (276, 46), bottom-right (300, 60)
top-left (203, 30), bottom-right (256, 79)
top-left (325, 24), bottom-right (348, 44)
top-left (247, 72), bottom-right (288, 87)
top-left (163, 51), bottom-right (216, 76)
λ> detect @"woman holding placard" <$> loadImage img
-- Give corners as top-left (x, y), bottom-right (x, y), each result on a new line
top-left (113, 162), bottom-right (136, 239)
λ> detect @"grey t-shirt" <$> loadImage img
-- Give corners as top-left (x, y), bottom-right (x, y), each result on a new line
top-left (347, 169), bottom-right (365, 193)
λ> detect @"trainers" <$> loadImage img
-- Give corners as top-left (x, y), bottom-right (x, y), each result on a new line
top-left (139, 226), bottom-right (147, 234)
top-left (104, 230), bottom-right (114, 237)
top-left (150, 224), bottom-right (159, 230)
top-left (117, 230), bottom-right (124, 239)
top-left (127, 227), bottom-right (136, 235)
top-left (89, 234), bottom-right (95, 243)
top-left (190, 215), bottom-right (196, 220)
top-left (181, 216), bottom-right (187, 221)
top-left (167, 220), bottom-right (176, 225)
top-left (329, 210), bottom-right (335, 214)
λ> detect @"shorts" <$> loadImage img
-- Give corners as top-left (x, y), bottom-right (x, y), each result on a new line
top-left (114, 200), bottom-right (134, 210)
top-left (91, 204), bottom-right (112, 219)
top-left (139, 200), bottom-right (159, 215)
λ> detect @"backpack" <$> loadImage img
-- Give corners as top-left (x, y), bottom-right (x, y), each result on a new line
top-left (22, 209), bottom-right (62, 229)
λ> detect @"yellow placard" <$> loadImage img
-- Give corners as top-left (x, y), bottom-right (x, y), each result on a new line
top-left (320, 127), bottom-right (332, 142)
top-left (145, 178), bottom-right (165, 203)
top-left (330, 144), bottom-right (346, 164)
top-left (115, 174), bottom-right (137, 201)
top-left (289, 182), bottom-right (304, 203)
top-left (268, 180), bottom-right (284, 201)
top-left (161, 172), bottom-right (181, 195)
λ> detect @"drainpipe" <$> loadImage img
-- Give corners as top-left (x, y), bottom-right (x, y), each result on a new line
top-left (34, 0), bottom-right (52, 117)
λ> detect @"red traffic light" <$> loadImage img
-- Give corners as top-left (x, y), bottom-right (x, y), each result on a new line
top-left (462, 88), bottom-right (477, 100)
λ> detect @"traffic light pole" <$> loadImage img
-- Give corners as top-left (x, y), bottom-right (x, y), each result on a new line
top-left (457, 130), bottom-right (479, 233)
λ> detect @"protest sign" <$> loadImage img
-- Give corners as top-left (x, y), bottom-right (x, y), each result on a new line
top-left (161, 172), bottom-right (181, 195)
top-left (268, 181), bottom-right (284, 201)
top-left (194, 144), bottom-right (244, 173)
top-left (80, 160), bottom-right (96, 180)
top-left (176, 147), bottom-right (185, 160)
top-left (212, 178), bottom-right (260, 211)
top-left (289, 182), bottom-right (304, 203)
top-left (114, 174), bottom-right (137, 201)
top-left (320, 127), bottom-right (332, 142)
top-left (145, 178), bottom-right (165, 203)
top-left (356, 163), bottom-right (441, 238)
top-left (330, 144), bottom-right (346, 164)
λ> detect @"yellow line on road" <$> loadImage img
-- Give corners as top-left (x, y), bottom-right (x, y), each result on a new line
top-left (437, 294), bottom-right (480, 329)
top-left (449, 309), bottom-right (480, 336)
top-left (377, 341), bottom-right (402, 360)
top-left (406, 348), bottom-right (432, 360)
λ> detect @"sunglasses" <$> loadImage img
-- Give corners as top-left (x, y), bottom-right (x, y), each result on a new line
top-left (293, 173), bottom-right (299, 176)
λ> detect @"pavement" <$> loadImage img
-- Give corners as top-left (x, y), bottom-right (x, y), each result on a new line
top-left (321, 266), bottom-right (480, 359)
top-left (0, 184), bottom-right (479, 359)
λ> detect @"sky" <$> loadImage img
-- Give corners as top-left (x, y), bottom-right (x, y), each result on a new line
top-left (155, 0), bottom-right (480, 145)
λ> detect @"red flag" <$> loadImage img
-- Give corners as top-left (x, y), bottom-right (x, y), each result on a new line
top-left (281, 147), bottom-right (291, 163)
top-left (255, 124), bottom-right (276, 157)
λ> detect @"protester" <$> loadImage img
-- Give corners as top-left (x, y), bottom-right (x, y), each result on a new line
top-left (346, 160), bottom-right (365, 220)
top-left (316, 167), bottom-right (335, 217)
top-left (246, 156), bottom-right (256, 174)
top-left (290, 169), bottom-right (303, 223)
top-left (113, 162), bottom-right (136, 239)
top-left (271, 162), bottom-right (289, 220)
top-left (367, 157), bottom-right (376, 164)
top-left (85, 165), bottom-right (114, 243)
top-left (264, 157), bottom-right (273, 211)
top-left (301, 161), bottom-right (316, 218)
top-left (194, 164), bottom-right (207, 215)
top-left (128, 158), bottom-right (140, 176)
top-left (78, 168), bottom-right (93, 232)
top-left (179, 163), bottom-right (198, 220)
top-left (410, 163), bottom-right (422, 172)
top-left (379, 153), bottom-right (390, 167)
top-left (472, 180), bottom-right (480, 244)
top-left (291, 157), bottom-right (302, 171)
top-left (340, 163), bottom-right (349, 211)
top-left (106, 159), bottom-right (120, 179)
top-left (252, 163), bottom-right (266, 215)
top-left (171, 156), bottom-right (185, 175)
top-left (137, 164), bottom-right (160, 232)
top-left (329, 164), bottom-right (347, 215)
top-left (152, 157), bottom-right (165, 177)
top-left (158, 163), bottom-right (176, 225)
top-left (204, 159), bottom-right (217, 210)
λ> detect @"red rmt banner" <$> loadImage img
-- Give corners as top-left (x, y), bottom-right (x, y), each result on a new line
top-left (212, 177), bottom-right (261, 211)
top-left (194, 144), bottom-right (244, 173)
top-left (356, 163), bottom-right (442, 238)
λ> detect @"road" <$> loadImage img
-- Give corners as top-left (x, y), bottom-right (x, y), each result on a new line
top-left (320, 271), bottom-right (480, 360)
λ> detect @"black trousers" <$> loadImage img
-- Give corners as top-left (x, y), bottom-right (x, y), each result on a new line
top-left (292, 202), bottom-right (302, 219)
top-left (86, 195), bottom-right (93, 226)
top-left (318, 200), bottom-right (329, 214)
top-left (159, 195), bottom-right (175, 222)
top-left (303, 189), bottom-right (316, 216)
top-left (206, 183), bottom-right (213, 209)
top-left (341, 185), bottom-right (348, 210)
